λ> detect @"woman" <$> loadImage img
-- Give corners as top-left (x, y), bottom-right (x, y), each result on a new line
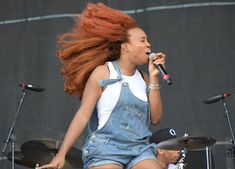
top-left (38, 2), bottom-right (166, 169)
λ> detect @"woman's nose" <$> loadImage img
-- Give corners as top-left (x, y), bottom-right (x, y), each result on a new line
top-left (146, 42), bottom-right (151, 48)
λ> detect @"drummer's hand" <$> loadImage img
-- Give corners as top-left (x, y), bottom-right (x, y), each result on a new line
top-left (36, 154), bottom-right (65, 169)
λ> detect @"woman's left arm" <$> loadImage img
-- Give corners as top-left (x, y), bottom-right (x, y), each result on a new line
top-left (148, 75), bottom-right (163, 124)
top-left (143, 52), bottom-right (166, 124)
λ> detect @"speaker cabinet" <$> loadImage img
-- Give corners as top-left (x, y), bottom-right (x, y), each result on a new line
top-left (184, 143), bottom-right (235, 169)
top-left (212, 141), bottom-right (235, 169)
top-left (184, 148), bottom-right (213, 169)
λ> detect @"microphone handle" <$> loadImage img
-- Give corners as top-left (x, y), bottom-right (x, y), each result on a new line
top-left (155, 64), bottom-right (172, 85)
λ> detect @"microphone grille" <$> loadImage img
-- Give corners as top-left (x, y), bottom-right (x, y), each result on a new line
top-left (149, 53), bottom-right (156, 59)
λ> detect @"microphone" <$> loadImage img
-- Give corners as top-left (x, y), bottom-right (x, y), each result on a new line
top-left (149, 53), bottom-right (172, 85)
top-left (204, 92), bottom-right (231, 104)
top-left (18, 83), bottom-right (45, 92)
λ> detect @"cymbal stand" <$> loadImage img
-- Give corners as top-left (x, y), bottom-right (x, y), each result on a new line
top-left (221, 99), bottom-right (235, 164)
top-left (176, 148), bottom-right (187, 169)
top-left (1, 89), bottom-right (28, 169)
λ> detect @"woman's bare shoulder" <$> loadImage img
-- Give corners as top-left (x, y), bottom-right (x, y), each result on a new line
top-left (90, 64), bottom-right (109, 81)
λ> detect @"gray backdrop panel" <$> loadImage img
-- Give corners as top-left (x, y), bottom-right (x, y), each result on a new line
top-left (1, 1), bottom-right (235, 168)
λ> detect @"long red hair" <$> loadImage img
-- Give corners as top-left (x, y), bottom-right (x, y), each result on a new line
top-left (57, 3), bottom-right (137, 99)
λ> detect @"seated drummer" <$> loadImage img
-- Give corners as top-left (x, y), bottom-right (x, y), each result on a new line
top-left (150, 128), bottom-right (181, 169)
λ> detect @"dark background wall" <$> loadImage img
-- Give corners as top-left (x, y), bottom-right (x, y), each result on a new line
top-left (0, 0), bottom-right (235, 168)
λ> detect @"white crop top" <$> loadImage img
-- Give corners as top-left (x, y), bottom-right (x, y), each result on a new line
top-left (96, 62), bottom-right (148, 130)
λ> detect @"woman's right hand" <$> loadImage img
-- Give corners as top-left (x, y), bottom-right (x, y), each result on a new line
top-left (36, 154), bottom-right (65, 169)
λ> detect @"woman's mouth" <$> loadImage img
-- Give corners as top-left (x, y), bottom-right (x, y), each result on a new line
top-left (146, 51), bottom-right (151, 55)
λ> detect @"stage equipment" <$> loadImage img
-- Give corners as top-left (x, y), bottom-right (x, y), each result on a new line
top-left (156, 134), bottom-right (216, 169)
top-left (21, 139), bottom-right (83, 168)
top-left (7, 151), bottom-right (35, 168)
top-left (204, 92), bottom-right (235, 168)
top-left (1, 84), bottom-right (44, 169)
top-left (156, 135), bottom-right (216, 151)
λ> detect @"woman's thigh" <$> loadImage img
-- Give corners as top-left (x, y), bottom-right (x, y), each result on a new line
top-left (131, 159), bottom-right (162, 169)
top-left (89, 164), bottom-right (123, 169)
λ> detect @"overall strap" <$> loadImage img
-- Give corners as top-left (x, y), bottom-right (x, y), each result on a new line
top-left (89, 61), bottom-right (123, 134)
top-left (98, 61), bottom-right (123, 87)
top-left (88, 107), bottom-right (98, 134)
top-left (112, 61), bottom-right (123, 80)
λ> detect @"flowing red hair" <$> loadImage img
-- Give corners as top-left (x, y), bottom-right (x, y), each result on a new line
top-left (57, 3), bottom-right (137, 99)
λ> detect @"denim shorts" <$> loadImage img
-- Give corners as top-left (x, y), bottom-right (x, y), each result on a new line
top-left (82, 133), bottom-right (156, 169)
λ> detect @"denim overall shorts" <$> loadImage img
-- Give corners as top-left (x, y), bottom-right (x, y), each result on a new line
top-left (82, 61), bottom-right (156, 169)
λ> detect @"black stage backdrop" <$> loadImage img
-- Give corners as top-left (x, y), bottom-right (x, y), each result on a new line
top-left (0, 0), bottom-right (235, 168)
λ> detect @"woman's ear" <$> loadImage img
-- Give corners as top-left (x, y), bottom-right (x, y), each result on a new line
top-left (157, 148), bottom-right (164, 155)
top-left (121, 42), bottom-right (129, 52)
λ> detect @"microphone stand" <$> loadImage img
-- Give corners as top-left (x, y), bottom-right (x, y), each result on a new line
top-left (1, 89), bottom-right (28, 169)
top-left (221, 99), bottom-right (235, 164)
top-left (176, 148), bottom-right (187, 169)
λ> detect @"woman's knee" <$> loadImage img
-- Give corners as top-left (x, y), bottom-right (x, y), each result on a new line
top-left (131, 159), bottom-right (162, 169)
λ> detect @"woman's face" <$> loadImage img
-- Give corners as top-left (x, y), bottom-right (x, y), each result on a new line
top-left (124, 27), bottom-right (151, 65)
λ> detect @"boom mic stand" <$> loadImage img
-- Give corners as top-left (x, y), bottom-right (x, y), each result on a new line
top-left (176, 149), bottom-right (187, 169)
top-left (221, 99), bottom-right (235, 166)
top-left (1, 89), bottom-right (28, 169)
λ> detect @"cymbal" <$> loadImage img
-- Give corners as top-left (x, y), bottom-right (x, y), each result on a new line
top-left (156, 136), bottom-right (216, 151)
top-left (21, 139), bottom-right (83, 169)
top-left (7, 151), bottom-right (36, 168)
